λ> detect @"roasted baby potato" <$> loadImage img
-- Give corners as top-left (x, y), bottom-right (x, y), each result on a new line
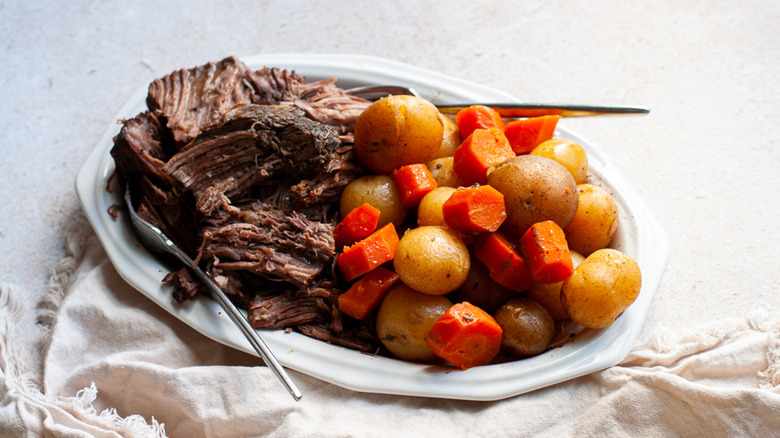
top-left (494, 298), bottom-right (555, 357)
top-left (417, 186), bottom-right (457, 227)
top-left (426, 156), bottom-right (463, 188)
top-left (394, 226), bottom-right (470, 295)
top-left (487, 154), bottom-right (579, 236)
top-left (340, 175), bottom-right (408, 228)
top-left (564, 184), bottom-right (619, 255)
top-left (353, 95), bottom-right (444, 174)
top-left (561, 248), bottom-right (641, 328)
top-left (432, 113), bottom-right (461, 158)
top-left (376, 284), bottom-right (453, 361)
top-left (530, 139), bottom-right (589, 184)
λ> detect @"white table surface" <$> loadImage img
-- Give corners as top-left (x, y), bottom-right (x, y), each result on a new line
top-left (1, 0), bottom-right (778, 421)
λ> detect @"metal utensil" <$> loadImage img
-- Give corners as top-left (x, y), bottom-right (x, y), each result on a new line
top-left (123, 184), bottom-right (302, 402)
top-left (346, 85), bottom-right (650, 117)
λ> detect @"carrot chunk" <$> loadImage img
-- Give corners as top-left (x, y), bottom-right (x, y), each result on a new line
top-left (338, 266), bottom-right (401, 320)
top-left (455, 105), bottom-right (505, 140)
top-left (453, 128), bottom-right (515, 186)
top-left (392, 163), bottom-right (439, 207)
top-left (336, 223), bottom-right (400, 282)
top-left (333, 203), bottom-right (381, 249)
top-left (426, 302), bottom-right (503, 370)
top-left (473, 232), bottom-right (533, 292)
top-left (503, 115), bottom-right (561, 154)
top-left (519, 220), bottom-right (574, 283)
top-left (442, 185), bottom-right (507, 233)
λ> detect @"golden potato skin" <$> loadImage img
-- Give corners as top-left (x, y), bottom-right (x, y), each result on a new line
top-left (339, 175), bottom-right (408, 228)
top-left (561, 249), bottom-right (642, 328)
top-left (432, 113), bottom-right (461, 158)
top-left (449, 257), bottom-right (515, 313)
top-left (487, 154), bottom-right (579, 236)
top-left (564, 184), bottom-right (619, 255)
top-left (526, 250), bottom-right (585, 320)
top-left (394, 226), bottom-right (470, 295)
top-left (494, 298), bottom-right (555, 357)
top-left (426, 157), bottom-right (463, 188)
top-left (353, 95), bottom-right (444, 174)
top-left (531, 139), bottom-right (589, 184)
top-left (376, 284), bottom-right (453, 362)
top-left (417, 186), bottom-right (457, 227)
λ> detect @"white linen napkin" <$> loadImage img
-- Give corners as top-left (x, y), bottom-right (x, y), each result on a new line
top-left (1, 214), bottom-right (778, 437)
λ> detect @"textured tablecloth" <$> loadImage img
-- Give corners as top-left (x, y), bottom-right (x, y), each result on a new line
top-left (2, 1), bottom-right (779, 436)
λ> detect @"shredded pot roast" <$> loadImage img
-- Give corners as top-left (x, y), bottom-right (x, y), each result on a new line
top-left (110, 56), bottom-right (380, 352)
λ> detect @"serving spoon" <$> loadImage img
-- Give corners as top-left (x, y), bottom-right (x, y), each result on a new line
top-left (123, 184), bottom-right (302, 402)
top-left (346, 86), bottom-right (650, 117)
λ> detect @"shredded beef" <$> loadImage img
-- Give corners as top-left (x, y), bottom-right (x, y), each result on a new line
top-left (147, 56), bottom-right (370, 147)
top-left (162, 104), bottom-right (344, 216)
top-left (298, 324), bottom-right (380, 353)
top-left (147, 56), bottom-right (259, 147)
top-left (163, 268), bottom-right (201, 303)
top-left (286, 77), bottom-right (374, 137)
top-left (200, 201), bottom-right (335, 288)
top-left (248, 292), bottom-right (331, 329)
top-left (110, 111), bottom-right (173, 186)
top-left (111, 56), bottom-right (376, 351)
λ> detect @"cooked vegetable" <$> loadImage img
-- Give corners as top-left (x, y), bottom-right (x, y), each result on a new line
top-left (503, 115), bottom-right (560, 154)
top-left (340, 175), bottom-right (408, 228)
top-left (353, 95), bottom-right (443, 174)
top-left (526, 250), bottom-right (585, 320)
top-left (450, 257), bottom-right (515, 314)
top-left (455, 105), bottom-right (505, 140)
top-left (426, 156), bottom-right (463, 188)
top-left (426, 301), bottom-right (503, 369)
top-left (333, 202), bottom-right (381, 249)
top-left (487, 154), bottom-right (579, 236)
top-left (376, 284), bottom-right (453, 361)
top-left (494, 298), bottom-right (555, 357)
top-left (442, 185), bottom-right (507, 234)
top-left (561, 248), bottom-right (641, 328)
top-left (473, 231), bottom-right (533, 292)
top-left (433, 113), bottom-right (461, 158)
top-left (417, 186), bottom-right (457, 227)
top-left (336, 223), bottom-right (400, 282)
top-left (530, 138), bottom-right (588, 184)
top-left (453, 127), bottom-right (515, 186)
top-left (338, 267), bottom-right (401, 320)
top-left (392, 163), bottom-right (438, 207)
top-left (520, 220), bottom-right (574, 284)
top-left (393, 226), bottom-right (470, 295)
top-left (564, 184), bottom-right (619, 255)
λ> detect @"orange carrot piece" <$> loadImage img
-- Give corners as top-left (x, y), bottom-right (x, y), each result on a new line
top-left (338, 266), bottom-right (401, 320)
top-left (336, 223), bottom-right (400, 282)
top-left (426, 301), bottom-right (503, 370)
top-left (453, 128), bottom-right (515, 186)
top-left (503, 115), bottom-right (561, 154)
top-left (442, 185), bottom-right (507, 233)
top-left (519, 220), bottom-right (574, 283)
top-left (473, 232), bottom-right (533, 292)
top-left (392, 163), bottom-right (439, 207)
top-left (455, 105), bottom-right (505, 140)
top-left (334, 203), bottom-right (382, 249)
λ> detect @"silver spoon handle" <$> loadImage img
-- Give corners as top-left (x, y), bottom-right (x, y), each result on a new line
top-left (435, 103), bottom-right (649, 118)
top-left (345, 86), bottom-right (649, 117)
top-left (166, 241), bottom-right (303, 402)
